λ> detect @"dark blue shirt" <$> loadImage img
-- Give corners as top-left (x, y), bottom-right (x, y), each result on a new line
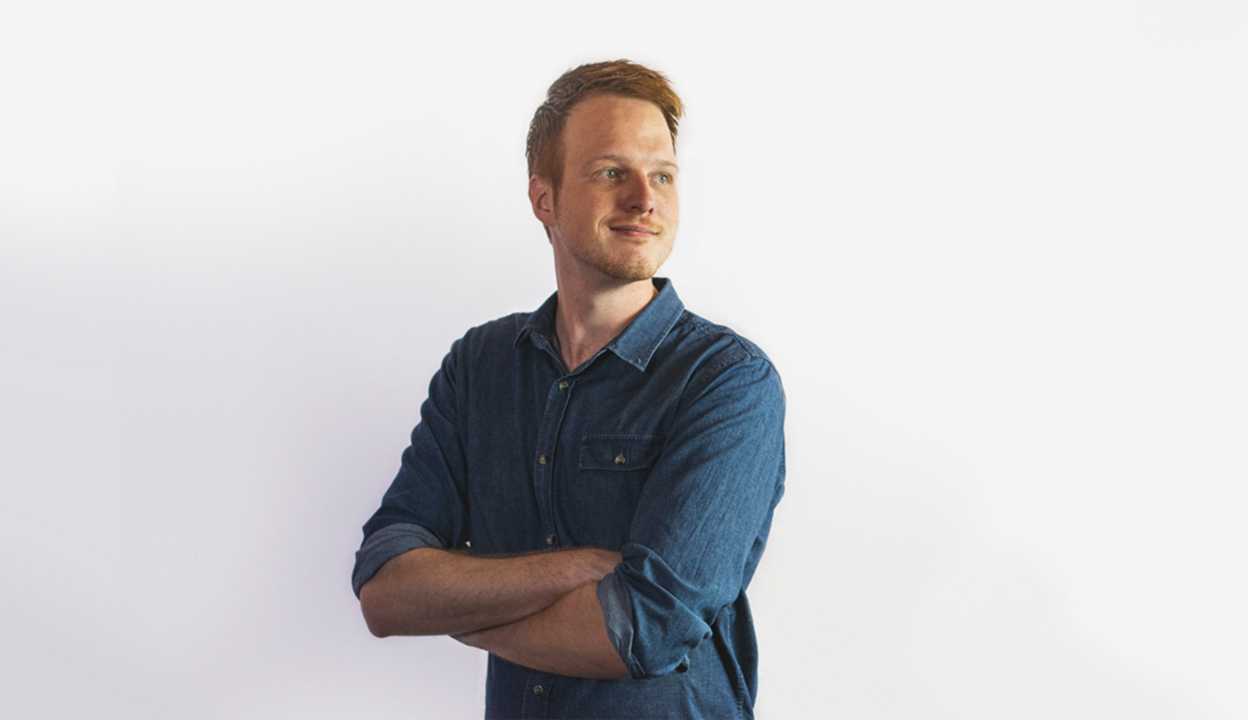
top-left (352, 276), bottom-right (787, 719)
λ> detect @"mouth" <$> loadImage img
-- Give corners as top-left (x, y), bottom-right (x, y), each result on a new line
top-left (610, 225), bottom-right (659, 238)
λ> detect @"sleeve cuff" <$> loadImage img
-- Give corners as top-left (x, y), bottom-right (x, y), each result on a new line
top-left (598, 545), bottom-right (710, 679)
top-left (351, 522), bottom-right (446, 599)
top-left (597, 570), bottom-right (651, 680)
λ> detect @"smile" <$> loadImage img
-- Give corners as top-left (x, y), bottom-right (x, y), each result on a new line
top-left (610, 226), bottom-right (659, 238)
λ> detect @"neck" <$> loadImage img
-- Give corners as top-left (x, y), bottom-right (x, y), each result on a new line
top-left (552, 274), bottom-right (659, 373)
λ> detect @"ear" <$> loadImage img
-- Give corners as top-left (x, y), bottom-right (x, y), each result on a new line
top-left (528, 174), bottom-right (556, 229)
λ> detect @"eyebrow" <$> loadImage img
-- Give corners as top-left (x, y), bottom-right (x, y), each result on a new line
top-left (584, 154), bottom-right (680, 172)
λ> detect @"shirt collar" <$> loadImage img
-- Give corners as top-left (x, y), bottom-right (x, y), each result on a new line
top-left (513, 276), bottom-right (685, 372)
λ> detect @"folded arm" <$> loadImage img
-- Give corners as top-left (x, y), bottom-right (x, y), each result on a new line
top-left (359, 542), bottom-right (620, 638)
top-left (453, 581), bottom-right (630, 680)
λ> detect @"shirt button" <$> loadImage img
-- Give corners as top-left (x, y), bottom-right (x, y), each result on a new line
top-left (545, 534), bottom-right (555, 545)
top-left (532, 684), bottom-right (545, 695)
top-left (558, 380), bottom-right (569, 391)
top-left (538, 453), bottom-right (547, 465)
top-left (614, 453), bottom-right (627, 465)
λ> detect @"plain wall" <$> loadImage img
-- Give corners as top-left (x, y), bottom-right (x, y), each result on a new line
top-left (2, 1), bottom-right (1245, 717)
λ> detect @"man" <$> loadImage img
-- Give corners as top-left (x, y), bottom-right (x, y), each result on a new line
top-left (352, 59), bottom-right (787, 719)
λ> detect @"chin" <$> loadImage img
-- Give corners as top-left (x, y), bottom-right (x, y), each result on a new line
top-left (597, 260), bottom-right (658, 282)
top-left (602, 268), bottom-right (655, 283)
top-left (575, 243), bottom-right (668, 283)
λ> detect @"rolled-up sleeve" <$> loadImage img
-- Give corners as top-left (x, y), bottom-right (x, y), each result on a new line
top-left (596, 354), bottom-right (787, 679)
top-left (351, 337), bottom-right (471, 600)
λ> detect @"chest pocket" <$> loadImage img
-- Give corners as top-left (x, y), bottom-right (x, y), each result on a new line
top-left (578, 434), bottom-right (665, 471)
top-left (562, 434), bottom-right (665, 549)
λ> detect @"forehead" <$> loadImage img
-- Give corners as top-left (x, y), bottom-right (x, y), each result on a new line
top-left (561, 94), bottom-right (675, 162)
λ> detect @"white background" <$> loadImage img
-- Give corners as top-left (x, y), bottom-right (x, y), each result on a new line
top-left (2, 1), bottom-right (1245, 718)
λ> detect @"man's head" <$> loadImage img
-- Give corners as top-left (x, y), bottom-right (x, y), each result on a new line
top-left (526, 59), bottom-right (684, 284)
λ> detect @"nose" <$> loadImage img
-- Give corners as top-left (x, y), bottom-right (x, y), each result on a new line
top-left (622, 174), bottom-right (656, 215)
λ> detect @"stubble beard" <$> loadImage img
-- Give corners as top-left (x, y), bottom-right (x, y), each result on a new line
top-left (581, 232), bottom-right (663, 282)
top-left (554, 214), bottom-right (662, 283)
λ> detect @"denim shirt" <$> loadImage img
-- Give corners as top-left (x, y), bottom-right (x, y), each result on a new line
top-left (352, 276), bottom-right (787, 720)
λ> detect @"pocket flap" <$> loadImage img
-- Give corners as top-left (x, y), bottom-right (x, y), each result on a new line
top-left (578, 434), bottom-right (665, 471)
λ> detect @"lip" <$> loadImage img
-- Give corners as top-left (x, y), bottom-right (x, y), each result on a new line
top-left (610, 225), bottom-right (659, 237)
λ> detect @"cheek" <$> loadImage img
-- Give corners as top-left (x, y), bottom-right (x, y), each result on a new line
top-left (662, 191), bottom-right (678, 215)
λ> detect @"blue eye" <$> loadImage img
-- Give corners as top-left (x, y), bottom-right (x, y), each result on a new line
top-left (604, 168), bottom-right (621, 179)
top-left (657, 173), bottom-right (672, 184)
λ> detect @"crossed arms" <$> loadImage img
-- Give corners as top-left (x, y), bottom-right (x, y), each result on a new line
top-left (358, 545), bottom-right (630, 679)
top-left (353, 344), bottom-right (786, 682)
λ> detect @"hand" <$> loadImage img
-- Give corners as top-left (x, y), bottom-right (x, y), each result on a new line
top-left (584, 548), bottom-right (624, 581)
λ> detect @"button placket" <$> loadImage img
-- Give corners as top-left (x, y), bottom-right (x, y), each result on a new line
top-left (533, 372), bottom-right (574, 552)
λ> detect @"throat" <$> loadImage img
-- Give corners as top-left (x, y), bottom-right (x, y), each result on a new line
top-left (552, 331), bottom-right (596, 374)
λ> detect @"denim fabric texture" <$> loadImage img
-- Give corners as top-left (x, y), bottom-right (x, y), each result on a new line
top-left (352, 276), bottom-right (787, 720)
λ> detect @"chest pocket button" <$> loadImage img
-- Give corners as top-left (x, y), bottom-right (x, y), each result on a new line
top-left (578, 435), bottom-right (665, 471)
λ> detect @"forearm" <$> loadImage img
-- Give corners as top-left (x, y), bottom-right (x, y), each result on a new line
top-left (360, 546), bottom-right (616, 638)
top-left (455, 581), bottom-right (630, 680)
